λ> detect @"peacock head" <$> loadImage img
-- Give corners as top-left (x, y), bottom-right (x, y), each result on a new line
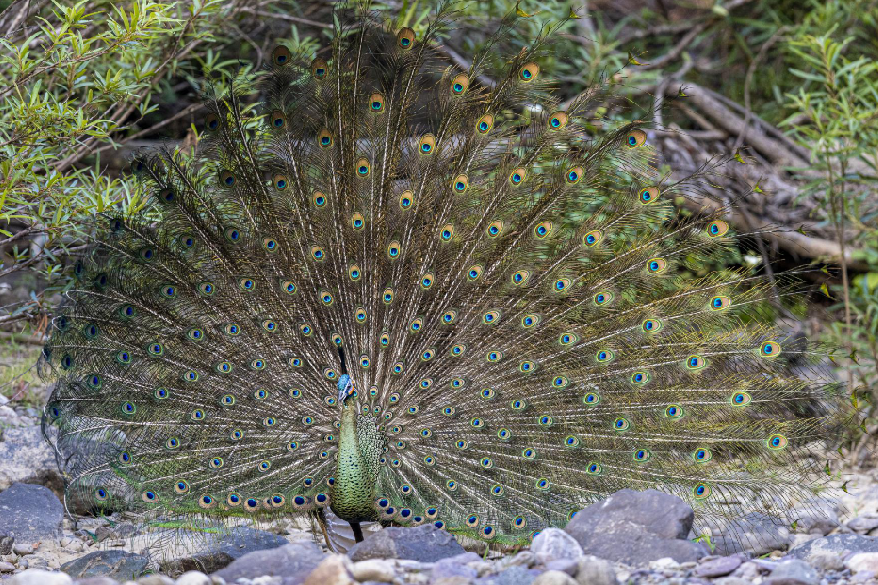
top-left (337, 374), bottom-right (355, 405)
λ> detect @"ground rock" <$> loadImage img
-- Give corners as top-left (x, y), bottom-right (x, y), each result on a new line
top-left (8, 568), bottom-right (74, 584)
top-left (710, 512), bottom-right (792, 556)
top-left (0, 483), bottom-right (63, 542)
top-left (173, 570), bottom-right (211, 585)
top-left (763, 559), bottom-right (818, 585)
top-left (303, 554), bottom-right (356, 585)
top-left (158, 526), bottom-right (289, 576)
top-left (532, 528), bottom-right (583, 563)
top-left (351, 559), bottom-right (396, 582)
top-left (61, 550), bottom-right (149, 580)
top-left (564, 489), bottom-right (706, 564)
top-left (486, 566), bottom-right (541, 585)
top-left (789, 534), bottom-right (878, 562)
top-left (532, 569), bottom-right (577, 585)
top-left (210, 541), bottom-right (325, 585)
top-left (574, 556), bottom-right (617, 585)
top-left (75, 578), bottom-right (120, 585)
top-left (348, 524), bottom-right (465, 562)
top-left (0, 533), bottom-right (12, 555)
top-left (847, 552), bottom-right (878, 574)
top-left (0, 426), bottom-right (63, 498)
top-left (695, 555), bottom-right (744, 578)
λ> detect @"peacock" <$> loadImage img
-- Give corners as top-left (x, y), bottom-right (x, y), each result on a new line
top-left (40, 1), bottom-right (847, 550)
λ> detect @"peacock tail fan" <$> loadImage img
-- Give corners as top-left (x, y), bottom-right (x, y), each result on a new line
top-left (40, 0), bottom-right (850, 553)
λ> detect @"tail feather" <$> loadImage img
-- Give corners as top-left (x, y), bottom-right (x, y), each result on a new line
top-left (40, 1), bottom-right (846, 547)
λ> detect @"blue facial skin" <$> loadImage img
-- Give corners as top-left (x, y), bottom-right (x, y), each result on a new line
top-left (338, 374), bottom-right (353, 404)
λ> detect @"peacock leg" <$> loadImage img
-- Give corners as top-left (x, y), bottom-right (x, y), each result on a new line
top-left (349, 521), bottom-right (364, 543)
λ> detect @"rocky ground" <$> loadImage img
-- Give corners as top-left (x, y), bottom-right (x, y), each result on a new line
top-left (2, 399), bottom-right (878, 585)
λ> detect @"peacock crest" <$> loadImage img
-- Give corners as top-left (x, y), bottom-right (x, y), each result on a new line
top-left (41, 0), bottom-right (846, 548)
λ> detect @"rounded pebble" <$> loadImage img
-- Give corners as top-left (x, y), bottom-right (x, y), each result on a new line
top-left (533, 569), bottom-right (578, 585)
top-left (8, 569), bottom-right (73, 585)
top-left (174, 571), bottom-right (210, 585)
top-left (351, 559), bottom-right (395, 582)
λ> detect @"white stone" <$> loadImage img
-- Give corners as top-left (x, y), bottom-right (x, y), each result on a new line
top-left (847, 552), bottom-right (878, 574)
top-left (137, 575), bottom-right (176, 585)
top-left (11, 544), bottom-right (33, 555)
top-left (351, 559), bottom-right (395, 582)
top-left (649, 557), bottom-right (680, 570)
top-left (302, 554), bottom-right (356, 585)
top-left (533, 569), bottom-right (578, 585)
top-left (531, 527), bottom-right (584, 562)
top-left (8, 569), bottom-right (73, 585)
top-left (575, 556), bottom-right (617, 585)
top-left (174, 571), bottom-right (211, 585)
top-left (0, 561), bottom-right (14, 572)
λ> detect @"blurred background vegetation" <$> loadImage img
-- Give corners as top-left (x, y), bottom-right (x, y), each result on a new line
top-left (0, 0), bottom-right (876, 422)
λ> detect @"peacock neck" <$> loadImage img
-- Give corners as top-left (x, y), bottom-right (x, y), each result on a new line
top-left (330, 402), bottom-right (378, 523)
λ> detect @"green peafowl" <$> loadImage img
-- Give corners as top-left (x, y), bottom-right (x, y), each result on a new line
top-left (40, 1), bottom-right (847, 550)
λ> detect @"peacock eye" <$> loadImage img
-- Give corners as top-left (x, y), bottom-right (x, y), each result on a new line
top-left (311, 58), bottom-right (328, 79)
top-left (369, 92), bottom-right (385, 112)
top-left (451, 73), bottom-right (469, 95)
top-left (272, 45), bottom-right (291, 66)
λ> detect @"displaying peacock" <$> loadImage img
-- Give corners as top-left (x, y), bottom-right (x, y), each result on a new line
top-left (40, 1), bottom-right (847, 550)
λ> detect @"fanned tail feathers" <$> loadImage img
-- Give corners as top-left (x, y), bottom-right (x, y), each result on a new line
top-left (41, 1), bottom-right (847, 547)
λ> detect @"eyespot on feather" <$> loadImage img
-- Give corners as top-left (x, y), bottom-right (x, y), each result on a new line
top-left (272, 45), bottom-right (291, 66)
top-left (519, 62), bottom-right (539, 82)
top-left (548, 111), bottom-right (568, 129)
top-left (311, 58), bottom-right (328, 79)
top-left (476, 113), bottom-right (494, 134)
top-left (451, 73), bottom-right (469, 95)
top-left (369, 92), bottom-right (385, 113)
top-left (627, 128), bottom-right (647, 147)
top-left (418, 134), bottom-right (436, 155)
top-left (639, 186), bottom-right (660, 204)
top-left (397, 27), bottom-right (415, 49)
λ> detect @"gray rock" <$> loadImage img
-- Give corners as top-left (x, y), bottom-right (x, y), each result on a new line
top-left (846, 552), bottom-right (878, 574)
top-left (807, 551), bottom-right (844, 571)
top-left (763, 559), bottom-right (818, 585)
top-left (210, 542), bottom-right (325, 585)
top-left (714, 579), bottom-right (753, 585)
top-left (532, 570), bottom-right (577, 585)
top-left (174, 571), bottom-right (211, 585)
top-left (564, 489), bottom-right (706, 564)
top-left (532, 528), bottom-right (583, 563)
top-left (848, 517), bottom-right (878, 533)
top-left (730, 560), bottom-right (763, 580)
top-left (710, 512), bottom-right (792, 555)
top-left (485, 566), bottom-right (540, 585)
top-left (431, 556), bottom-right (477, 583)
top-left (351, 559), bottom-right (396, 582)
top-left (0, 426), bottom-right (64, 498)
top-left (61, 550), bottom-right (148, 580)
top-left (575, 556), bottom-right (617, 585)
top-left (695, 556), bottom-right (743, 578)
top-left (75, 578), bottom-right (122, 585)
top-left (8, 569), bottom-right (73, 585)
top-left (545, 559), bottom-right (578, 576)
top-left (791, 498), bottom-right (838, 536)
top-left (158, 526), bottom-right (289, 576)
top-left (789, 534), bottom-right (878, 563)
top-left (301, 554), bottom-right (355, 585)
top-left (0, 533), bottom-right (12, 555)
top-left (0, 483), bottom-right (63, 542)
top-left (348, 524), bottom-right (465, 562)
top-left (136, 576), bottom-right (176, 585)
top-left (13, 543), bottom-right (34, 554)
